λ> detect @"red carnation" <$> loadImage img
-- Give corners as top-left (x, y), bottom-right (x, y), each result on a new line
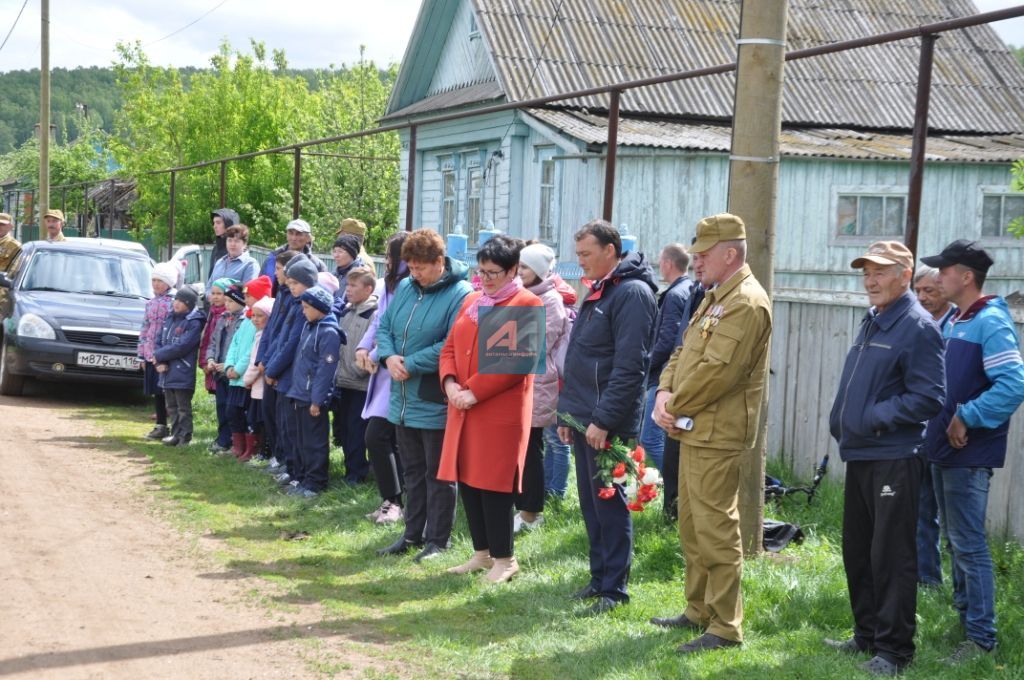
top-left (597, 486), bottom-right (617, 500)
top-left (627, 501), bottom-right (645, 512)
top-left (603, 441), bottom-right (612, 450)
top-left (638, 484), bottom-right (658, 502)
top-left (612, 462), bottom-right (627, 478)
top-left (631, 446), bottom-right (645, 463)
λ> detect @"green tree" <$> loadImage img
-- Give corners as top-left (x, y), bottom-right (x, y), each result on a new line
top-left (111, 40), bottom-right (401, 253)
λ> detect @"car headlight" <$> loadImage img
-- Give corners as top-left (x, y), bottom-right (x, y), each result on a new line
top-left (17, 313), bottom-right (56, 340)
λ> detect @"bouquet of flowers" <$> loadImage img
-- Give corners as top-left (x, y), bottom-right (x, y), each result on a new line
top-left (559, 413), bottom-right (662, 511)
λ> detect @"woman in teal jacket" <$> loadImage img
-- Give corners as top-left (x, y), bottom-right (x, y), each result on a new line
top-left (375, 228), bottom-right (471, 562)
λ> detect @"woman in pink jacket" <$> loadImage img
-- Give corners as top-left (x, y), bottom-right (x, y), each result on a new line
top-left (513, 243), bottom-right (570, 532)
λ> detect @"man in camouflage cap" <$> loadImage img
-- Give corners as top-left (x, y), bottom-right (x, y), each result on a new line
top-left (651, 212), bottom-right (772, 655)
top-left (0, 213), bottom-right (21, 273)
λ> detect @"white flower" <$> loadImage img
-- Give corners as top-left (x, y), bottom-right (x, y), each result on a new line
top-left (613, 474), bottom-right (628, 485)
top-left (624, 479), bottom-right (638, 497)
top-left (642, 468), bottom-right (662, 486)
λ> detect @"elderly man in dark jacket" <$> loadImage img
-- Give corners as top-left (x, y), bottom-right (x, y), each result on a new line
top-left (826, 240), bottom-right (945, 677)
top-left (557, 220), bottom-right (658, 615)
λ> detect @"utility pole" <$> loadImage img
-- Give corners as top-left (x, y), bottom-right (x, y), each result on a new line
top-left (39, 0), bottom-right (51, 221)
top-left (726, 0), bottom-right (788, 556)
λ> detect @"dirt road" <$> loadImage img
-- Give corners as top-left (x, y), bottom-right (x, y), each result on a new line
top-left (0, 388), bottom-right (369, 679)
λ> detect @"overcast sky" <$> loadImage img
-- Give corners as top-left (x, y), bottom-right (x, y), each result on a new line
top-left (0, 0), bottom-right (1023, 73)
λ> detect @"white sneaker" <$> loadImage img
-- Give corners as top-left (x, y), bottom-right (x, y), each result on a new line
top-left (376, 502), bottom-right (404, 524)
top-left (513, 512), bottom-right (544, 534)
top-left (366, 500), bottom-right (389, 521)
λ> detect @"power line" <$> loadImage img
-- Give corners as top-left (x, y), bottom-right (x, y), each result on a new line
top-left (0, 0), bottom-right (30, 55)
top-left (145, 0), bottom-right (232, 47)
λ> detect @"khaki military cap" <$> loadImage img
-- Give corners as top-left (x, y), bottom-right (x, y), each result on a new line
top-left (43, 208), bottom-right (65, 222)
top-left (0, 213), bottom-right (12, 225)
top-left (850, 241), bottom-right (914, 270)
top-left (691, 213), bottom-right (746, 253)
top-left (338, 217), bottom-right (367, 240)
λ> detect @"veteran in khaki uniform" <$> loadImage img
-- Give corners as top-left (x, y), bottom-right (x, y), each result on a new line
top-left (650, 213), bottom-right (772, 654)
top-left (43, 208), bottom-right (66, 242)
top-left (0, 212), bottom-right (21, 273)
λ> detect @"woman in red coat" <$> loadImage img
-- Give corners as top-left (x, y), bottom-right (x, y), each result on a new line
top-left (438, 235), bottom-right (542, 583)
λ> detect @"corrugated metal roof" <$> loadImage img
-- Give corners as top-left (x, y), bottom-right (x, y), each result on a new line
top-left (527, 108), bottom-right (1024, 162)
top-left (471, 0), bottom-right (1024, 134)
top-left (383, 81), bottom-right (505, 120)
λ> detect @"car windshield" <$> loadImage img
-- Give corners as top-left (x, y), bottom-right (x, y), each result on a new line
top-left (21, 250), bottom-right (152, 299)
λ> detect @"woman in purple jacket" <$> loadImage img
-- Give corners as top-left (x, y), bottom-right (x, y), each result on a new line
top-left (355, 232), bottom-right (410, 524)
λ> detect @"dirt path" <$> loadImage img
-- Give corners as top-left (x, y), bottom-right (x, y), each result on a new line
top-left (0, 390), bottom-right (374, 679)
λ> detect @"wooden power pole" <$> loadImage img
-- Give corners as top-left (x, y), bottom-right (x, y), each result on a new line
top-left (39, 0), bottom-right (51, 219)
top-left (726, 0), bottom-right (788, 556)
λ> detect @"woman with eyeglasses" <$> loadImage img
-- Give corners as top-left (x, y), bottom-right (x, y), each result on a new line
top-left (436, 235), bottom-right (543, 583)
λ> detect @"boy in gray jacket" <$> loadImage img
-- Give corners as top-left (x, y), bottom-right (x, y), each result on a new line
top-left (333, 267), bottom-right (379, 484)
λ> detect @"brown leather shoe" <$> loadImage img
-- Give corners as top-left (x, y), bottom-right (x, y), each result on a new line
top-left (650, 613), bottom-right (704, 630)
top-left (676, 633), bottom-right (741, 655)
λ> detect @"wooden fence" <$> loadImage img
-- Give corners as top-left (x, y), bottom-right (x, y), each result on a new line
top-left (767, 288), bottom-right (1024, 541)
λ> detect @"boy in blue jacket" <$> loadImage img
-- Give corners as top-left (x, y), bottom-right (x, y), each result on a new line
top-left (256, 250), bottom-right (298, 474)
top-left (265, 255), bottom-right (318, 486)
top-left (154, 286), bottom-right (206, 447)
top-left (286, 286), bottom-right (344, 498)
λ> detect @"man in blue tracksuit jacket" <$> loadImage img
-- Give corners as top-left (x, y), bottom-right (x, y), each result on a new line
top-left (286, 286), bottom-right (343, 498)
top-left (827, 241), bottom-right (945, 675)
top-left (557, 220), bottom-right (658, 615)
top-left (921, 240), bottom-right (1024, 664)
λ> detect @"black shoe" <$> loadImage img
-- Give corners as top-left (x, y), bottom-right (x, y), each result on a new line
top-left (676, 633), bottom-right (741, 655)
top-left (581, 596), bottom-right (622, 616)
top-left (569, 584), bottom-right (601, 600)
top-left (825, 637), bottom-right (870, 655)
top-left (412, 542), bottom-right (446, 563)
top-left (162, 435), bottom-right (180, 447)
top-left (145, 425), bottom-right (169, 440)
top-left (377, 536), bottom-right (422, 556)
top-left (650, 613), bottom-right (704, 630)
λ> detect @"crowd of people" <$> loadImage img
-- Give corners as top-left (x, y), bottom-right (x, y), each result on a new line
top-left (134, 207), bottom-right (1024, 672)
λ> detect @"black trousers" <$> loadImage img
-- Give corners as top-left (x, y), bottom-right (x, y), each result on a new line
top-left (214, 377), bottom-right (231, 447)
top-left (154, 392), bottom-right (167, 426)
top-left (333, 388), bottom-right (370, 481)
top-left (662, 436), bottom-right (680, 520)
top-left (843, 456), bottom-right (923, 668)
top-left (294, 400), bottom-right (330, 492)
top-left (262, 384), bottom-right (279, 457)
top-left (396, 425), bottom-right (456, 547)
top-left (515, 427), bottom-right (546, 514)
top-left (276, 390), bottom-right (300, 477)
top-left (366, 417), bottom-right (403, 503)
top-left (461, 482), bottom-right (515, 559)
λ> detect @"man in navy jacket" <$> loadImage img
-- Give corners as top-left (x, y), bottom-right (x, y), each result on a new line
top-left (921, 240), bottom-right (1024, 664)
top-left (557, 220), bottom-right (658, 615)
top-left (827, 241), bottom-right (945, 676)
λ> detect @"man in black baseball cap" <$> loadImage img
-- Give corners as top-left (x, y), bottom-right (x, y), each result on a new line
top-left (919, 238), bottom-right (1024, 665)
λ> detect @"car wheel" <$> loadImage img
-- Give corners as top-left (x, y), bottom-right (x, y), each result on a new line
top-left (0, 337), bottom-right (25, 396)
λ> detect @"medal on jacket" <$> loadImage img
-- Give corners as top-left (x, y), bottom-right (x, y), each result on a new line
top-left (700, 305), bottom-right (724, 339)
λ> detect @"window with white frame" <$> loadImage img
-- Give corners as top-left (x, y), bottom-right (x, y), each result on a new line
top-left (536, 147), bottom-right (558, 243)
top-left (440, 157), bottom-right (457, 237)
top-left (466, 165), bottom-right (483, 243)
top-left (980, 191), bottom-right (1024, 238)
top-left (835, 191), bottom-right (906, 238)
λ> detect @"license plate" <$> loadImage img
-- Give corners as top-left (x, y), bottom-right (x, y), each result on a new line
top-left (77, 352), bottom-right (143, 371)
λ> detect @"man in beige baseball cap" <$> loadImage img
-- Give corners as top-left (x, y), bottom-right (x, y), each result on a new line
top-left (0, 212), bottom-right (21, 273)
top-left (43, 208), bottom-right (66, 242)
top-left (850, 240), bottom-right (915, 313)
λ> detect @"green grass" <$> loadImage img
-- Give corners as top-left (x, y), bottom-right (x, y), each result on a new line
top-left (86, 390), bottom-right (1024, 679)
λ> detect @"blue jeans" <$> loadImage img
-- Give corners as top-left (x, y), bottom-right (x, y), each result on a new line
top-left (638, 384), bottom-right (666, 470)
top-left (932, 465), bottom-right (997, 650)
top-left (916, 464), bottom-right (943, 586)
top-left (542, 425), bottom-right (570, 498)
